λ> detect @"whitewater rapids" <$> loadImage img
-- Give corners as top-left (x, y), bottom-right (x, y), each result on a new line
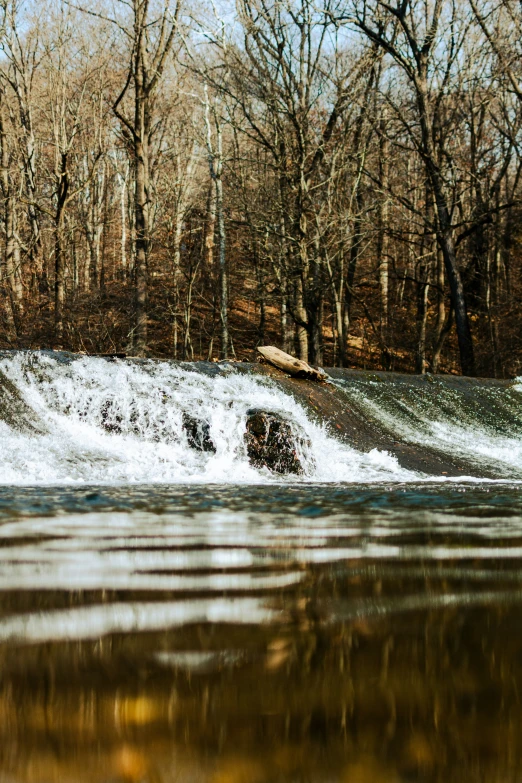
top-left (0, 352), bottom-right (411, 485)
top-left (2, 351), bottom-right (522, 485)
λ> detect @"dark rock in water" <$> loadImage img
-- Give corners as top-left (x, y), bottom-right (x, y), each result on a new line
top-left (244, 409), bottom-right (305, 474)
top-left (183, 413), bottom-right (216, 453)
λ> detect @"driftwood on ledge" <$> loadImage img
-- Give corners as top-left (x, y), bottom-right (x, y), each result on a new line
top-left (257, 346), bottom-right (327, 382)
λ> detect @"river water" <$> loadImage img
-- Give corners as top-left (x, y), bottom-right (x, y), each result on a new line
top-left (1, 483), bottom-right (522, 783)
top-left (1, 354), bottom-right (522, 782)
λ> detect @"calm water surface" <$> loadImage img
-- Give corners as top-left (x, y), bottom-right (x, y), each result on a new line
top-left (1, 482), bottom-right (522, 783)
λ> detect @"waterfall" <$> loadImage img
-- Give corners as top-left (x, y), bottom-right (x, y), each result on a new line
top-left (330, 371), bottom-right (522, 478)
top-left (2, 351), bottom-right (522, 484)
top-left (0, 352), bottom-right (412, 485)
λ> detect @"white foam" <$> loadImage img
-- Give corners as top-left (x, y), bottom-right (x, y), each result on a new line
top-left (0, 353), bottom-right (416, 485)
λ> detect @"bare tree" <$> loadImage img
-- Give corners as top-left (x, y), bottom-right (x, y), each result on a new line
top-left (42, 13), bottom-right (103, 345)
top-left (344, 0), bottom-right (477, 375)
top-left (0, 83), bottom-right (22, 337)
top-left (0, 0), bottom-right (45, 289)
top-left (203, 87), bottom-right (228, 359)
top-left (204, 0), bottom-right (357, 363)
top-left (71, 0), bottom-right (182, 354)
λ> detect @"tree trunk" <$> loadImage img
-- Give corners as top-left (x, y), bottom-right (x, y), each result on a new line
top-left (5, 198), bottom-right (23, 307)
top-left (436, 224), bottom-right (475, 375)
top-left (278, 200), bottom-right (293, 353)
top-left (51, 141), bottom-right (71, 347)
top-left (119, 169), bottom-right (128, 277)
top-left (54, 216), bottom-right (66, 347)
top-left (54, 152), bottom-right (69, 347)
top-left (133, 104), bottom-right (149, 356)
top-left (308, 237), bottom-right (323, 365)
top-left (377, 113), bottom-right (390, 369)
top-left (309, 296), bottom-right (323, 366)
top-left (431, 246), bottom-right (446, 372)
top-left (0, 102), bottom-right (22, 320)
top-left (216, 170), bottom-right (228, 360)
top-left (295, 275), bottom-right (309, 361)
top-left (172, 211), bottom-right (183, 359)
top-left (416, 76), bottom-right (475, 376)
top-left (338, 252), bottom-right (347, 366)
top-left (204, 96), bottom-right (228, 360)
top-left (326, 248), bottom-right (346, 366)
top-left (254, 235), bottom-right (266, 345)
top-left (416, 271), bottom-right (430, 374)
top-left (204, 181), bottom-right (216, 267)
top-left (432, 306), bottom-right (453, 374)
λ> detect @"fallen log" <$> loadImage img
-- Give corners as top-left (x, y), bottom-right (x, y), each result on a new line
top-left (257, 346), bottom-right (327, 381)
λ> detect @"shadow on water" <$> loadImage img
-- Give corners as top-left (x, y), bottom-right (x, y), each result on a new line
top-left (1, 484), bottom-right (522, 782)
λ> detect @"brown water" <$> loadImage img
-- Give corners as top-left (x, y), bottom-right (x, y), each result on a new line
top-left (1, 483), bottom-right (522, 783)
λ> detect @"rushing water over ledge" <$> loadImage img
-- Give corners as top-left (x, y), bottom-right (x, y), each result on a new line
top-left (0, 352), bottom-right (417, 484)
top-left (2, 354), bottom-right (522, 782)
top-left (2, 350), bottom-right (522, 482)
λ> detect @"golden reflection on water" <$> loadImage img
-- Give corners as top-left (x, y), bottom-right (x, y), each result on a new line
top-left (2, 485), bottom-right (522, 782)
top-left (1, 594), bottom-right (522, 782)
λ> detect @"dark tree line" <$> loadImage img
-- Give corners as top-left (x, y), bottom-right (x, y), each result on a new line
top-left (0, 0), bottom-right (521, 377)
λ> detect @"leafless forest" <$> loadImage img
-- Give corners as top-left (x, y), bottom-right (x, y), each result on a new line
top-left (0, 0), bottom-right (521, 376)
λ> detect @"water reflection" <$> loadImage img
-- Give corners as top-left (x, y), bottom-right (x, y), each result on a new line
top-left (1, 484), bottom-right (522, 781)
